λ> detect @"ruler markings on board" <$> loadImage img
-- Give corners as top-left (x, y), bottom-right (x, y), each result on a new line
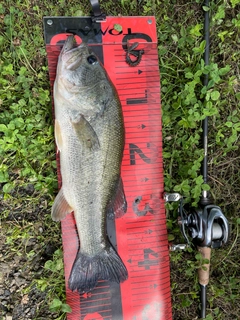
top-left (122, 177), bottom-right (164, 183)
top-left (127, 246), bottom-right (166, 254)
top-left (126, 227), bottom-right (165, 234)
top-left (123, 120), bottom-right (161, 126)
top-left (130, 278), bottom-right (170, 286)
top-left (112, 42), bottom-right (170, 317)
top-left (129, 273), bottom-right (169, 281)
top-left (125, 219), bottom-right (167, 225)
top-left (124, 214), bottom-right (166, 220)
top-left (127, 242), bottom-right (167, 249)
top-left (126, 228), bottom-right (161, 234)
top-left (121, 108), bottom-right (161, 114)
top-left (116, 80), bottom-right (159, 86)
top-left (121, 180), bottom-right (164, 186)
top-left (119, 88), bottom-right (160, 94)
top-left (126, 232), bottom-right (167, 238)
top-left (127, 235), bottom-right (166, 242)
top-left (116, 76), bottom-right (160, 81)
top-left (115, 70), bottom-right (158, 75)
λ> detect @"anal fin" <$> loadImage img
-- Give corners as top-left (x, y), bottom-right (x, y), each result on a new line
top-left (107, 178), bottom-right (127, 219)
top-left (51, 188), bottom-right (73, 221)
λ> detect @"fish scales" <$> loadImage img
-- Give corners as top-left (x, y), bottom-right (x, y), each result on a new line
top-left (52, 35), bottom-right (128, 293)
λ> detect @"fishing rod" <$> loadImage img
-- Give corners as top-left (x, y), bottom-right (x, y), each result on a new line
top-left (165, 0), bottom-right (229, 318)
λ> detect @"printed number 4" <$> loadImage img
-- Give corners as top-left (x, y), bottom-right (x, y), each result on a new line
top-left (138, 248), bottom-right (159, 270)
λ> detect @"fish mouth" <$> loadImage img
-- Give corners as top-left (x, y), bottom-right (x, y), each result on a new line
top-left (62, 35), bottom-right (76, 52)
top-left (62, 35), bottom-right (88, 54)
top-left (61, 36), bottom-right (89, 70)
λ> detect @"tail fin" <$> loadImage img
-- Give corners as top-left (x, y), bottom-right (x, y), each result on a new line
top-left (68, 246), bottom-right (128, 293)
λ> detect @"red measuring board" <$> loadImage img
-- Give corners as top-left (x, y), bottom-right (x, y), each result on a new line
top-left (43, 16), bottom-right (172, 320)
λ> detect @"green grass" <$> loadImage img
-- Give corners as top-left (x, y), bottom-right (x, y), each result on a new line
top-left (0, 0), bottom-right (239, 319)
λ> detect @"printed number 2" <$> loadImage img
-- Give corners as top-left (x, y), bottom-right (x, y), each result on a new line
top-left (129, 143), bottom-right (159, 165)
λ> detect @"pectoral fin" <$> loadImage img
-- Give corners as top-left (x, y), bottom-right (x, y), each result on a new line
top-left (71, 114), bottom-right (100, 150)
top-left (51, 188), bottom-right (73, 221)
top-left (55, 120), bottom-right (63, 152)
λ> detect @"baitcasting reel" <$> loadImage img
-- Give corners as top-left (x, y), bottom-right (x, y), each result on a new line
top-left (179, 198), bottom-right (229, 249)
top-left (164, 193), bottom-right (229, 250)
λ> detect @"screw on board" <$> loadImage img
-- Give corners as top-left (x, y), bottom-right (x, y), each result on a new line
top-left (47, 19), bottom-right (53, 26)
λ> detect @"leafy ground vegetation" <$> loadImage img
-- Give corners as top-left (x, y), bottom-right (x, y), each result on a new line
top-left (0, 0), bottom-right (239, 319)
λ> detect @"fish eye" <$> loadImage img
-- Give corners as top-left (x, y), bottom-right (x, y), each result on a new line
top-left (87, 55), bottom-right (98, 65)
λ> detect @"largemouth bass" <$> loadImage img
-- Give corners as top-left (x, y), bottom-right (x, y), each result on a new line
top-left (52, 35), bottom-right (128, 293)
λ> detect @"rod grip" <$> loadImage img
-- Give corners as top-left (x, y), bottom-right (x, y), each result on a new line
top-left (197, 246), bottom-right (211, 286)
